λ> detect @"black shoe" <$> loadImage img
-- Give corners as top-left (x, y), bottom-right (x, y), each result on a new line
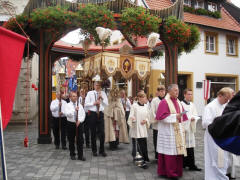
top-left (140, 163), bottom-right (148, 169)
top-left (78, 156), bottom-right (86, 161)
top-left (55, 145), bottom-right (60, 149)
top-left (169, 177), bottom-right (178, 180)
top-left (110, 146), bottom-right (117, 151)
top-left (100, 152), bottom-right (107, 157)
top-left (70, 156), bottom-right (76, 160)
top-left (189, 166), bottom-right (202, 171)
top-left (93, 152), bottom-right (98, 157)
top-left (62, 146), bottom-right (67, 150)
top-left (158, 175), bottom-right (167, 178)
top-left (226, 173), bottom-right (236, 179)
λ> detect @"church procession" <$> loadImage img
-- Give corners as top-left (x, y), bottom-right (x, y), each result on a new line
top-left (1, 0), bottom-right (240, 180)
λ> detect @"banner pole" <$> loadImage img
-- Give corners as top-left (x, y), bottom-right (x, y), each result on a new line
top-left (0, 99), bottom-right (8, 180)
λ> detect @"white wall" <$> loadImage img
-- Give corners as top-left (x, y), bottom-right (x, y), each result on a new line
top-left (151, 27), bottom-right (240, 115)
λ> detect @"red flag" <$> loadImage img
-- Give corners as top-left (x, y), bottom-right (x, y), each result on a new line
top-left (0, 27), bottom-right (27, 129)
top-left (203, 80), bottom-right (211, 100)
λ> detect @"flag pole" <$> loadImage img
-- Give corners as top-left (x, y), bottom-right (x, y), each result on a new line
top-left (0, 99), bottom-right (8, 180)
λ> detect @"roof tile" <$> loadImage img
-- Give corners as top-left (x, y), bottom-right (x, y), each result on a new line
top-left (184, 8), bottom-right (240, 32)
top-left (146, 0), bottom-right (240, 33)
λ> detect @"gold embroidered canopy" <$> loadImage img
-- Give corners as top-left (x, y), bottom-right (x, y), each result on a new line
top-left (83, 52), bottom-right (151, 81)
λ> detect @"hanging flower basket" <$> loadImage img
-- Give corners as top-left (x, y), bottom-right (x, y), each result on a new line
top-left (120, 7), bottom-right (161, 36)
top-left (77, 4), bottom-right (116, 44)
top-left (160, 16), bottom-right (191, 46)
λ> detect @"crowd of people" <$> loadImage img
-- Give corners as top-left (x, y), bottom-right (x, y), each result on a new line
top-left (50, 80), bottom-right (238, 180)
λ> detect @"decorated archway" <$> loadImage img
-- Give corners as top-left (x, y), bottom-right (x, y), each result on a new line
top-left (3, 0), bottom-right (200, 143)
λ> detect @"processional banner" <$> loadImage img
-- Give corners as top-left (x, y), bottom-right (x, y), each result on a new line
top-left (0, 27), bottom-right (27, 129)
top-left (120, 55), bottom-right (134, 80)
top-left (103, 55), bottom-right (119, 76)
top-left (135, 57), bottom-right (150, 80)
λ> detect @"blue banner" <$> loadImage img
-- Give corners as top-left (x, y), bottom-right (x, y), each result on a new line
top-left (68, 75), bottom-right (77, 92)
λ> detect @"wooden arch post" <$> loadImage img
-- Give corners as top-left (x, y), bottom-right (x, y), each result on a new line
top-left (162, 40), bottom-right (178, 88)
top-left (37, 30), bottom-right (56, 144)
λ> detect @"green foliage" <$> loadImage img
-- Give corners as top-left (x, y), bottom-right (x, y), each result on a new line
top-left (120, 7), bottom-right (161, 36)
top-left (160, 16), bottom-right (200, 55)
top-left (3, 14), bottom-right (29, 34)
top-left (77, 4), bottom-right (116, 44)
top-left (151, 50), bottom-right (164, 61)
top-left (160, 16), bottom-right (191, 46)
top-left (30, 6), bottom-right (79, 31)
top-left (183, 25), bottom-right (200, 53)
top-left (4, 6), bottom-right (80, 34)
top-left (184, 5), bottom-right (221, 19)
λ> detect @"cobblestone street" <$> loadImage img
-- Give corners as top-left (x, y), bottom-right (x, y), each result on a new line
top-left (1, 120), bottom-right (239, 180)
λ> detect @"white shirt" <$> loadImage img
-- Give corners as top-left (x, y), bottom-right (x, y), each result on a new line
top-left (120, 97), bottom-right (131, 111)
top-left (85, 90), bottom-right (108, 112)
top-left (64, 101), bottom-right (86, 123)
top-left (50, 99), bottom-right (67, 117)
top-left (150, 97), bottom-right (162, 130)
top-left (78, 96), bottom-right (88, 113)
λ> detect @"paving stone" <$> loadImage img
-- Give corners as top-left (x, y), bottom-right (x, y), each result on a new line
top-left (3, 120), bottom-right (240, 179)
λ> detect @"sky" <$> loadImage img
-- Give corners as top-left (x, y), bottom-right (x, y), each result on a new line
top-left (232, 0), bottom-right (240, 8)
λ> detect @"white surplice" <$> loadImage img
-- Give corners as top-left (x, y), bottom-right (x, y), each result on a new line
top-left (156, 113), bottom-right (180, 155)
top-left (181, 101), bottom-right (199, 148)
top-left (150, 97), bottom-right (161, 130)
top-left (127, 103), bottom-right (150, 138)
top-left (227, 153), bottom-right (240, 178)
top-left (202, 98), bottom-right (229, 180)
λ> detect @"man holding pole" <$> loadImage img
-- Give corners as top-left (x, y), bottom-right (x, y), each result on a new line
top-left (50, 92), bottom-right (67, 150)
top-left (85, 77), bottom-right (108, 157)
top-left (79, 88), bottom-right (91, 148)
top-left (64, 92), bottom-right (86, 161)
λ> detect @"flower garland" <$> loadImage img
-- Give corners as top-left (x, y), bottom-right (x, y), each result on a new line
top-left (3, 6), bottom-right (200, 56)
top-left (4, 6), bottom-right (80, 33)
top-left (120, 7), bottom-right (161, 36)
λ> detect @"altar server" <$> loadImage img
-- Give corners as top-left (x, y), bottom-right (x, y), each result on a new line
top-left (150, 85), bottom-right (166, 160)
top-left (128, 91), bottom-right (150, 168)
top-left (181, 88), bottom-right (201, 171)
top-left (202, 87), bottom-right (232, 180)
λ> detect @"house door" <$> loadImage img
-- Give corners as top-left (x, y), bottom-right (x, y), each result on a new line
top-left (177, 75), bottom-right (188, 101)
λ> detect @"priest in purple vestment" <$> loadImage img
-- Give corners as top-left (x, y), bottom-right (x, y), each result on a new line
top-left (156, 84), bottom-right (188, 180)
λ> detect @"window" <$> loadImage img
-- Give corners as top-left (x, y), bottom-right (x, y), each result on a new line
top-left (206, 75), bottom-right (238, 104)
top-left (195, 0), bottom-right (204, 9)
top-left (208, 2), bottom-right (217, 12)
top-left (184, 0), bottom-right (191, 6)
top-left (205, 31), bottom-right (218, 54)
top-left (226, 35), bottom-right (238, 56)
